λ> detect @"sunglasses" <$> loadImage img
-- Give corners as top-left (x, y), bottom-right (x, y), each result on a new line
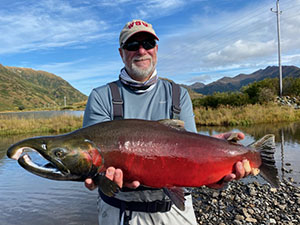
top-left (122, 39), bottom-right (156, 51)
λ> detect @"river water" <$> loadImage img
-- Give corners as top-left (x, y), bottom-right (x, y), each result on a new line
top-left (0, 112), bottom-right (299, 225)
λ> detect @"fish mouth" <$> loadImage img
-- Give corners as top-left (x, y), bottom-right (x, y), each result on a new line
top-left (19, 154), bottom-right (66, 178)
top-left (13, 147), bottom-right (76, 180)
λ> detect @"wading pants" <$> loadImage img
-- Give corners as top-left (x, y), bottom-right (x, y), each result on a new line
top-left (97, 194), bottom-right (197, 225)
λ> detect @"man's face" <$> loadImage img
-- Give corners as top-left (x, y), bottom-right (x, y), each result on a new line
top-left (119, 32), bottom-right (158, 82)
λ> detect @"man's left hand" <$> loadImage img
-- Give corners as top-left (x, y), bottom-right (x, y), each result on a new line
top-left (207, 132), bottom-right (251, 189)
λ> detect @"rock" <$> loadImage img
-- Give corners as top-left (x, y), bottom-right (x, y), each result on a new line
top-left (288, 177), bottom-right (295, 183)
top-left (249, 189), bottom-right (257, 196)
top-left (247, 208), bottom-right (254, 215)
top-left (242, 208), bottom-right (250, 218)
top-left (270, 187), bottom-right (277, 193)
top-left (245, 217), bottom-right (257, 223)
top-left (234, 215), bottom-right (244, 220)
top-left (212, 191), bottom-right (219, 198)
top-left (233, 220), bottom-right (242, 225)
top-left (192, 180), bottom-right (300, 225)
top-left (278, 204), bottom-right (286, 210)
top-left (276, 96), bottom-right (300, 109)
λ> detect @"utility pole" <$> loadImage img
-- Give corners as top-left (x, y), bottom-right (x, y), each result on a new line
top-left (271, 0), bottom-right (283, 97)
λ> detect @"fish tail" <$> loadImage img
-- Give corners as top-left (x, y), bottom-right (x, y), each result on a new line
top-left (249, 134), bottom-right (279, 188)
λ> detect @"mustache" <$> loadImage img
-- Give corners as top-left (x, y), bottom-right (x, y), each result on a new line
top-left (133, 56), bottom-right (152, 61)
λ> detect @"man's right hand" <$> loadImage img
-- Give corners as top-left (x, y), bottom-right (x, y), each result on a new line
top-left (84, 167), bottom-right (140, 191)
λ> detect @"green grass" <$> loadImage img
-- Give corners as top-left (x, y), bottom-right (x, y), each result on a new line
top-left (0, 115), bottom-right (83, 135)
top-left (194, 103), bottom-right (300, 126)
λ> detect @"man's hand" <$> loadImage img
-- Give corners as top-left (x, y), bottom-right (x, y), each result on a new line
top-left (84, 167), bottom-right (140, 191)
top-left (85, 177), bottom-right (98, 191)
top-left (207, 132), bottom-right (250, 189)
top-left (207, 159), bottom-right (251, 189)
top-left (213, 132), bottom-right (245, 141)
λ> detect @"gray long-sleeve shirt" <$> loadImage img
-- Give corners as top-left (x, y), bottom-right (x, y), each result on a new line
top-left (83, 78), bottom-right (197, 202)
top-left (83, 79), bottom-right (197, 133)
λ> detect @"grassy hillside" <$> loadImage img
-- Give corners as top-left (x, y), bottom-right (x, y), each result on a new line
top-left (0, 64), bottom-right (87, 111)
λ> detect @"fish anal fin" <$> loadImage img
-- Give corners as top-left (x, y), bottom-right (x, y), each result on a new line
top-left (158, 119), bottom-right (185, 131)
top-left (163, 187), bottom-right (185, 211)
top-left (93, 173), bottom-right (120, 197)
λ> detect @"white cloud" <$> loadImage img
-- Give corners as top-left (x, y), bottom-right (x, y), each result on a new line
top-left (0, 0), bottom-right (195, 55)
top-left (204, 40), bottom-right (276, 67)
top-left (157, 0), bottom-right (300, 84)
top-left (130, 0), bottom-right (189, 19)
top-left (0, 0), bottom-right (110, 54)
top-left (188, 74), bottom-right (219, 84)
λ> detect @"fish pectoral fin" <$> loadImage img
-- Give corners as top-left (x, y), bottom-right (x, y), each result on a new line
top-left (158, 119), bottom-right (185, 131)
top-left (163, 187), bottom-right (185, 211)
top-left (93, 173), bottom-right (120, 197)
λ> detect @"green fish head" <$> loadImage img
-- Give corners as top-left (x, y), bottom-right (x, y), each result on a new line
top-left (7, 136), bottom-right (104, 181)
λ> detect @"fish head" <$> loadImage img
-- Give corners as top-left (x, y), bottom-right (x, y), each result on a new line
top-left (7, 135), bottom-right (104, 181)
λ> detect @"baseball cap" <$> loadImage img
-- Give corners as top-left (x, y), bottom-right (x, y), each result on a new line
top-left (119, 19), bottom-right (159, 47)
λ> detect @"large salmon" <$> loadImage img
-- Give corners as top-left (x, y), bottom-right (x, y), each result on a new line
top-left (7, 119), bottom-right (278, 210)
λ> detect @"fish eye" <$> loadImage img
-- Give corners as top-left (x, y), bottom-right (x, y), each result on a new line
top-left (53, 148), bottom-right (66, 158)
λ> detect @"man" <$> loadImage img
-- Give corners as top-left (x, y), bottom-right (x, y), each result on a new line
top-left (83, 19), bottom-right (250, 225)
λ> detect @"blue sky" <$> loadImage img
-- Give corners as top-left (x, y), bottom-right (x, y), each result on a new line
top-left (1, 0), bottom-right (300, 95)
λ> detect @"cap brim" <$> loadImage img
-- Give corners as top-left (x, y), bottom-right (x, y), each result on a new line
top-left (122, 31), bottom-right (159, 46)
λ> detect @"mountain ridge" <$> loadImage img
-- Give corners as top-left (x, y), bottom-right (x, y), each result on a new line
top-left (0, 64), bottom-right (87, 111)
top-left (190, 65), bottom-right (300, 95)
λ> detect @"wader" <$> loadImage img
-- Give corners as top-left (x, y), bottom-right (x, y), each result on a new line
top-left (97, 81), bottom-right (197, 225)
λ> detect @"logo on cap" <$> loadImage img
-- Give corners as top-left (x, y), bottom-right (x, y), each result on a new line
top-left (128, 21), bottom-right (149, 29)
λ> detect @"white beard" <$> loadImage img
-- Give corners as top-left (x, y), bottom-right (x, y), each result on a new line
top-left (124, 55), bottom-right (156, 81)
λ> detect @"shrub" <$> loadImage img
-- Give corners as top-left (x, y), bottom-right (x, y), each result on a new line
top-left (18, 105), bottom-right (25, 110)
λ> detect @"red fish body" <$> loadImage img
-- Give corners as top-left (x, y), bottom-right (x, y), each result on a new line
top-left (92, 120), bottom-right (262, 188)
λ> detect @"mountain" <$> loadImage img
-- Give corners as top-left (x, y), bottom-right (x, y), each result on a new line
top-left (191, 66), bottom-right (300, 95)
top-left (0, 64), bottom-right (87, 111)
top-left (189, 82), bottom-right (205, 90)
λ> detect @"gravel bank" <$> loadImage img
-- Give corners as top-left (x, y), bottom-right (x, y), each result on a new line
top-left (192, 178), bottom-right (300, 225)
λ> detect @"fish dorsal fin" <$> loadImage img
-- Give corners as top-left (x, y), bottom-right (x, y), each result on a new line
top-left (226, 133), bottom-right (240, 143)
top-left (163, 187), bottom-right (185, 211)
top-left (159, 119), bottom-right (185, 131)
top-left (248, 134), bottom-right (279, 188)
